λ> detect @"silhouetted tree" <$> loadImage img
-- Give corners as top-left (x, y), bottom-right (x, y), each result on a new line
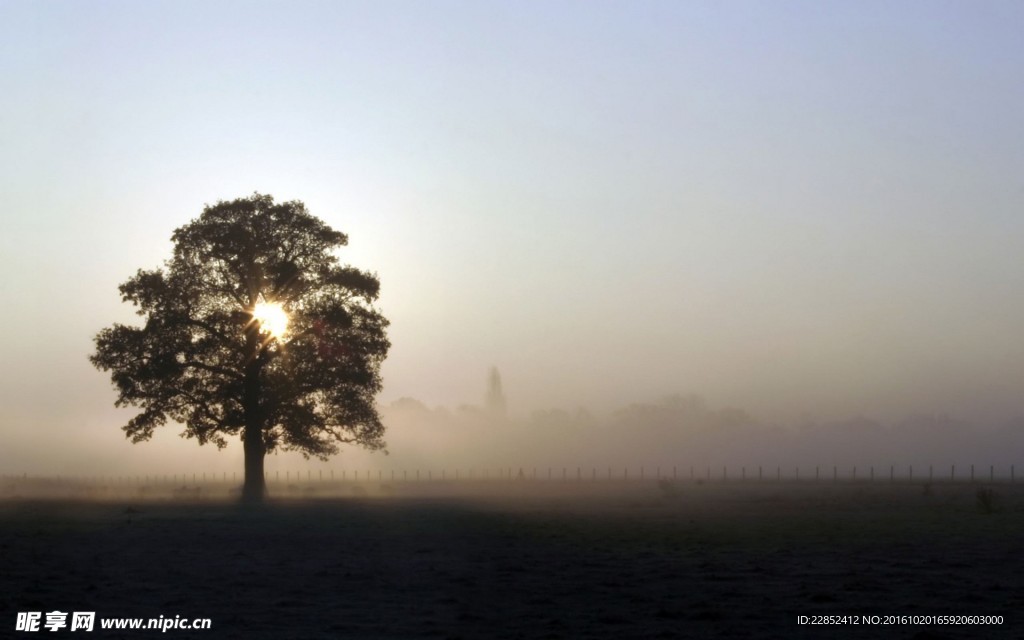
top-left (90, 193), bottom-right (390, 502)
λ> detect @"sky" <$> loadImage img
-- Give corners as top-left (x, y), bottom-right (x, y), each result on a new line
top-left (2, 1), bottom-right (1023, 474)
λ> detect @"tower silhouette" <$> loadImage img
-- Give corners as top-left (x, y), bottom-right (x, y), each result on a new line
top-left (485, 367), bottom-right (507, 417)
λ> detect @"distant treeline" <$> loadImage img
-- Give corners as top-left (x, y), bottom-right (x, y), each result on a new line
top-left (380, 394), bottom-right (1024, 470)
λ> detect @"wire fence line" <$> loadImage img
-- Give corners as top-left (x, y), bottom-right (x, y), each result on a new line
top-left (2, 463), bottom-right (1019, 486)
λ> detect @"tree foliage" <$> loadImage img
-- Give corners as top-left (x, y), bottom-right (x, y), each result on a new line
top-left (90, 194), bottom-right (390, 476)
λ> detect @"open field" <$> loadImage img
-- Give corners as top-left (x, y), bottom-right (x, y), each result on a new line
top-left (1, 480), bottom-right (1021, 638)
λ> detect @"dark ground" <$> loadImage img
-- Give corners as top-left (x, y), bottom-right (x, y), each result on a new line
top-left (1, 481), bottom-right (1021, 639)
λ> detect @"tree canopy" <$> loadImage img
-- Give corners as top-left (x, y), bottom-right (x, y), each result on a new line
top-left (90, 193), bottom-right (390, 500)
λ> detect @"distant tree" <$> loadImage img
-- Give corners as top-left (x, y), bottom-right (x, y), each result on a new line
top-left (89, 193), bottom-right (390, 502)
top-left (389, 397), bottom-right (429, 413)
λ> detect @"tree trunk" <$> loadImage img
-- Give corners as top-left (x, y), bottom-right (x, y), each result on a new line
top-left (241, 420), bottom-right (266, 502)
top-left (241, 332), bottom-right (266, 503)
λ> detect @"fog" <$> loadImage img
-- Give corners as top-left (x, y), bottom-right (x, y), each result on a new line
top-left (3, 3), bottom-right (1024, 479)
top-left (6, 371), bottom-right (1021, 480)
top-left (376, 378), bottom-right (1024, 476)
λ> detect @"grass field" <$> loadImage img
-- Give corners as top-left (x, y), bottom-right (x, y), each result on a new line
top-left (1, 480), bottom-right (1020, 638)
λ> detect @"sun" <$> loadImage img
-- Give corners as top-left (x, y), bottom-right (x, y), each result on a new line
top-left (252, 302), bottom-right (289, 339)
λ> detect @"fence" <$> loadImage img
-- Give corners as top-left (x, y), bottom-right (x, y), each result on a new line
top-left (2, 463), bottom-right (1019, 487)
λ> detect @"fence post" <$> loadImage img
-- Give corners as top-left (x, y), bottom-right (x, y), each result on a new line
top-left (815, 466), bottom-right (819, 481)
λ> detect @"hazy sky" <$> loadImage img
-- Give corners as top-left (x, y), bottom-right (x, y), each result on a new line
top-left (2, 1), bottom-right (1023, 473)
